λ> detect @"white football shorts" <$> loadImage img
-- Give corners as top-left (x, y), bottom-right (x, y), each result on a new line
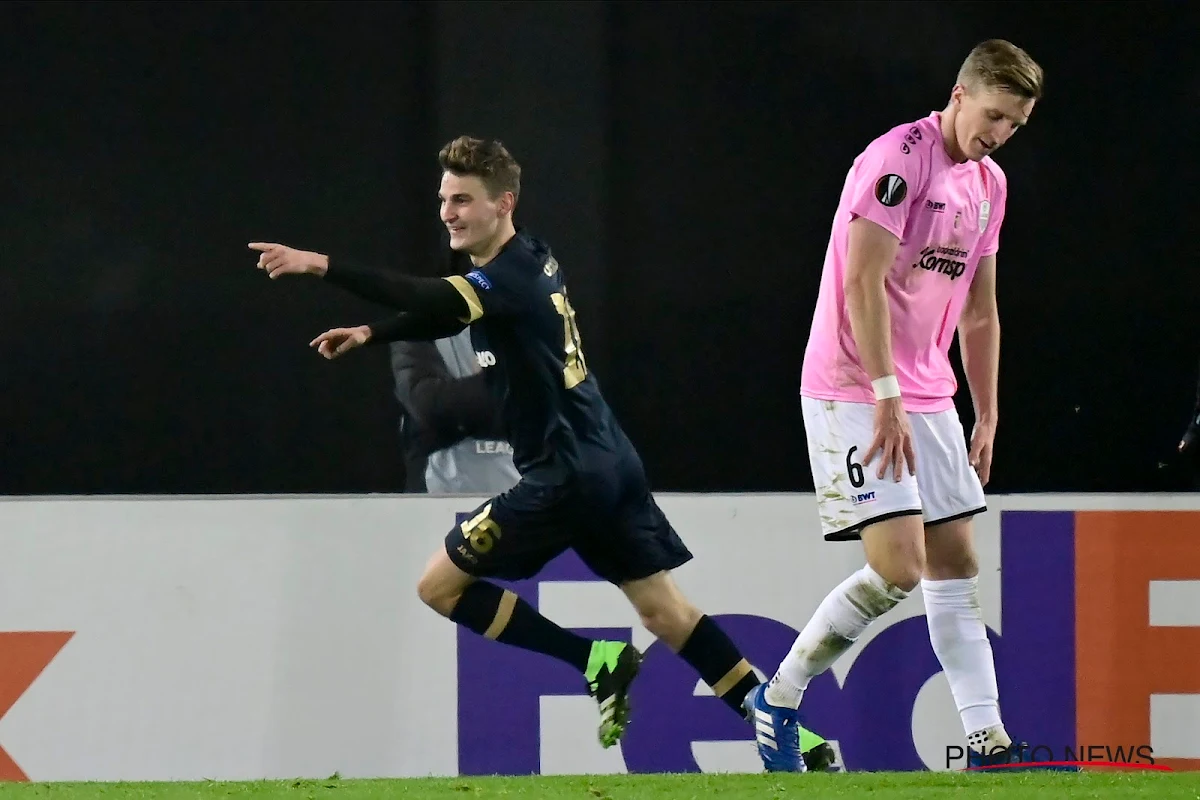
top-left (801, 396), bottom-right (987, 541)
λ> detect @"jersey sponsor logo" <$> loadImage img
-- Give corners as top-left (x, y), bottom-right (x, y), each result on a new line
top-left (850, 491), bottom-right (877, 506)
top-left (475, 350), bottom-right (497, 369)
top-left (874, 174), bottom-right (907, 207)
top-left (912, 245), bottom-right (968, 280)
top-left (925, 199), bottom-right (946, 213)
top-left (465, 269), bottom-right (492, 291)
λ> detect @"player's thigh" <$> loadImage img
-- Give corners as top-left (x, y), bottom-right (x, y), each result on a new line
top-left (445, 480), bottom-right (574, 582)
top-left (908, 408), bottom-right (987, 530)
top-left (801, 396), bottom-right (923, 543)
top-left (572, 484), bottom-right (694, 588)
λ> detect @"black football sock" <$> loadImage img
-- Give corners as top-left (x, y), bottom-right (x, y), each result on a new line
top-left (676, 615), bottom-right (759, 716)
top-left (450, 581), bottom-right (593, 672)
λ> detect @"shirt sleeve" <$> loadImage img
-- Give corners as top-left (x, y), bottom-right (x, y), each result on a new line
top-left (844, 131), bottom-right (929, 241)
top-left (366, 312), bottom-right (468, 344)
top-left (322, 258), bottom-right (470, 320)
top-left (442, 248), bottom-right (535, 323)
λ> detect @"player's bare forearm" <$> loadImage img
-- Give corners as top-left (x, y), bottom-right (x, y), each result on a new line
top-left (844, 218), bottom-right (901, 381)
top-left (958, 313), bottom-right (1000, 423)
top-left (959, 254), bottom-right (1000, 422)
top-left (845, 279), bottom-right (895, 380)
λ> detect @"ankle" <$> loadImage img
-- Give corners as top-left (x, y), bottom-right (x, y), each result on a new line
top-left (764, 674), bottom-right (804, 709)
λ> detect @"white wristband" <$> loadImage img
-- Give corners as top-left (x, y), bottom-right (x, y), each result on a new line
top-left (872, 375), bottom-right (901, 401)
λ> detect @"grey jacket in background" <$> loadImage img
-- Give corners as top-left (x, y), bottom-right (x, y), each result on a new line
top-left (390, 327), bottom-right (520, 495)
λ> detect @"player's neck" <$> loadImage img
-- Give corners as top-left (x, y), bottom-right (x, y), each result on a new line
top-left (469, 222), bottom-right (518, 267)
top-left (938, 105), bottom-right (969, 164)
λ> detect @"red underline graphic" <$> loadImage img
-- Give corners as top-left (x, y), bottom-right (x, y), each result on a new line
top-left (964, 761), bottom-right (1174, 772)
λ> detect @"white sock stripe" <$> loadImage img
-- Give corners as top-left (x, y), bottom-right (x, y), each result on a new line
top-left (756, 733), bottom-right (779, 750)
top-left (755, 720), bottom-right (774, 736)
top-left (754, 709), bottom-right (773, 724)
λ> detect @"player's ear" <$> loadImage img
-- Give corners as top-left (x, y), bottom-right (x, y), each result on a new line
top-left (497, 191), bottom-right (516, 218)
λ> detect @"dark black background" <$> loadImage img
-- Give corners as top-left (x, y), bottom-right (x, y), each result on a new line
top-left (3, 1), bottom-right (1197, 495)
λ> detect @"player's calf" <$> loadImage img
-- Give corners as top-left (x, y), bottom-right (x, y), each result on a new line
top-left (422, 550), bottom-right (642, 748)
top-left (923, 519), bottom-right (1011, 759)
top-left (421, 550), bottom-right (597, 674)
top-left (766, 559), bottom-right (911, 711)
top-left (444, 580), bottom-right (596, 673)
top-left (624, 576), bottom-right (703, 649)
top-left (623, 574), bottom-right (760, 715)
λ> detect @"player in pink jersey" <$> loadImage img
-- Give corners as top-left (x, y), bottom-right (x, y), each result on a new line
top-left (745, 40), bottom-right (1048, 773)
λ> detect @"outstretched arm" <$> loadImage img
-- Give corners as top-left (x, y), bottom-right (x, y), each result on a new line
top-left (249, 242), bottom-right (470, 322)
top-left (308, 313), bottom-right (468, 361)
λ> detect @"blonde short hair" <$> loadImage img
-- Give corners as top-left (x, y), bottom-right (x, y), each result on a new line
top-left (957, 39), bottom-right (1044, 100)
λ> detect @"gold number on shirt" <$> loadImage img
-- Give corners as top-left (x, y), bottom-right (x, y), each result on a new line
top-left (550, 291), bottom-right (588, 389)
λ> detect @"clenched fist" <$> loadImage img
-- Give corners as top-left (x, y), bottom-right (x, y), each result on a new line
top-left (249, 242), bottom-right (329, 279)
top-left (309, 326), bottom-right (372, 360)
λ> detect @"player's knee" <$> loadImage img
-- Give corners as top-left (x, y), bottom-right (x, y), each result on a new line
top-left (871, 557), bottom-right (924, 593)
top-left (926, 549), bottom-right (978, 580)
top-left (924, 520), bottom-right (980, 579)
top-left (637, 598), bottom-right (702, 643)
top-left (416, 571), bottom-right (461, 617)
top-left (863, 519), bottom-right (926, 592)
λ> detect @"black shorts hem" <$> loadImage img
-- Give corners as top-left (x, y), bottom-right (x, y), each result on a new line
top-left (607, 549), bottom-right (694, 587)
top-left (824, 508), bottom-right (924, 542)
top-left (445, 535), bottom-right (489, 578)
top-left (925, 505), bottom-right (988, 527)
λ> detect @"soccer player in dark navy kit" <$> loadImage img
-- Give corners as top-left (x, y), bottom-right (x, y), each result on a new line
top-left (251, 136), bottom-right (834, 767)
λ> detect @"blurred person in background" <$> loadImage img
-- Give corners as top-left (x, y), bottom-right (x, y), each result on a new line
top-left (391, 250), bottom-right (520, 495)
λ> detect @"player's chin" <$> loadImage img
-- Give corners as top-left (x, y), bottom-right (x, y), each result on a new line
top-left (970, 138), bottom-right (997, 161)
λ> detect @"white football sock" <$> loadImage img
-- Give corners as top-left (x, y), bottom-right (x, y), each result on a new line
top-left (922, 576), bottom-right (1004, 737)
top-left (766, 565), bottom-right (909, 708)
